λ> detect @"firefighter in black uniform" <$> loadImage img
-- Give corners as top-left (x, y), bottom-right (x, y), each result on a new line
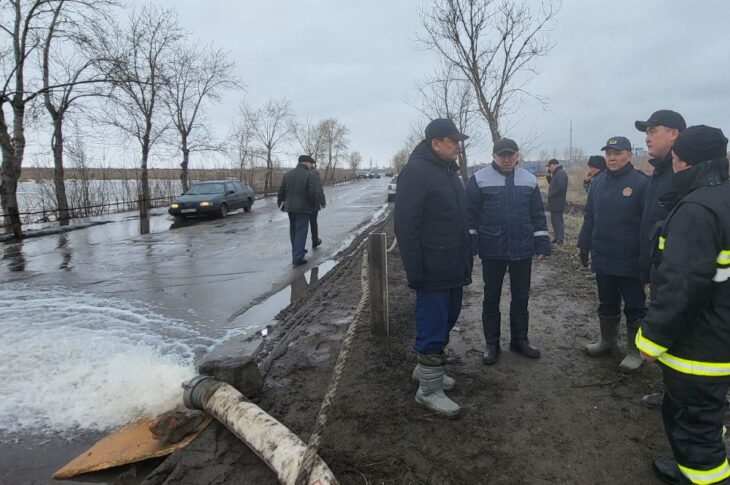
top-left (637, 125), bottom-right (730, 485)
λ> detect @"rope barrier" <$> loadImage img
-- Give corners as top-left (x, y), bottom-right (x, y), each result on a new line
top-left (294, 249), bottom-right (370, 485)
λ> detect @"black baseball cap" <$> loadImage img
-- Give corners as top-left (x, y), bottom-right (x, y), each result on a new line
top-left (424, 118), bottom-right (469, 141)
top-left (635, 110), bottom-right (686, 133)
top-left (546, 158), bottom-right (560, 167)
top-left (493, 138), bottom-right (519, 155)
top-left (601, 136), bottom-right (632, 151)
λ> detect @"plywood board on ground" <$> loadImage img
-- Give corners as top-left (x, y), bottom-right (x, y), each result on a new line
top-left (53, 415), bottom-right (212, 479)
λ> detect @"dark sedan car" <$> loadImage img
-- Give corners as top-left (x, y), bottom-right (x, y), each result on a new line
top-left (169, 180), bottom-right (254, 218)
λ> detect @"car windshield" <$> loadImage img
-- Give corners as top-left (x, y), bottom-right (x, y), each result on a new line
top-left (186, 183), bottom-right (225, 195)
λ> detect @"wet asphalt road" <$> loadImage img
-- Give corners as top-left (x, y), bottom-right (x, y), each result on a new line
top-left (0, 177), bottom-right (389, 485)
top-left (1, 178), bottom-right (388, 334)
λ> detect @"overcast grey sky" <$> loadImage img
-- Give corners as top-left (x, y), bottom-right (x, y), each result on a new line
top-left (132, 0), bottom-right (730, 166)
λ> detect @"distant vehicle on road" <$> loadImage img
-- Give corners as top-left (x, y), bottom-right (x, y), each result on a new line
top-left (374, 173), bottom-right (381, 179)
top-left (385, 172), bottom-right (394, 177)
top-left (368, 173), bottom-right (374, 179)
top-left (169, 180), bottom-right (254, 219)
top-left (387, 176), bottom-right (397, 202)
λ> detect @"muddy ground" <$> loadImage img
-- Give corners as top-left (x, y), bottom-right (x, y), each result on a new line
top-left (139, 209), bottom-right (685, 484)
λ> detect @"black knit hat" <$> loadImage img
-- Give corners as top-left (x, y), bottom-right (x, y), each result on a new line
top-left (298, 155), bottom-right (315, 164)
top-left (587, 155), bottom-right (606, 170)
top-left (672, 125), bottom-right (728, 166)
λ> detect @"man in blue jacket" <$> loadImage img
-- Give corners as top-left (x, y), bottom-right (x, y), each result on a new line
top-left (394, 118), bottom-right (472, 417)
top-left (466, 138), bottom-right (550, 365)
top-left (578, 136), bottom-right (649, 372)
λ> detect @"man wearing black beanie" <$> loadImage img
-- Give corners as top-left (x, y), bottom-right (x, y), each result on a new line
top-left (637, 125), bottom-right (730, 485)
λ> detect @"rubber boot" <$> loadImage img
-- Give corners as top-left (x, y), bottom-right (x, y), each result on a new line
top-left (412, 365), bottom-right (456, 391)
top-left (509, 310), bottom-right (540, 359)
top-left (585, 314), bottom-right (620, 357)
top-left (482, 312), bottom-right (501, 365)
top-left (414, 354), bottom-right (460, 418)
top-left (619, 319), bottom-right (643, 373)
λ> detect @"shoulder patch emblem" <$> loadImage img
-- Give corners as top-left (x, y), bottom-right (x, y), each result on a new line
top-left (623, 187), bottom-right (633, 197)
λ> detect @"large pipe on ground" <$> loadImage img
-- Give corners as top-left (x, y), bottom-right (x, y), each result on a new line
top-left (183, 375), bottom-right (338, 485)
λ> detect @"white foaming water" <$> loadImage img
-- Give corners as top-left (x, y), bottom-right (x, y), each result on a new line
top-left (0, 283), bottom-right (210, 438)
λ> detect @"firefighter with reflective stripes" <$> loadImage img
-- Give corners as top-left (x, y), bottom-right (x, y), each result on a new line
top-left (637, 125), bottom-right (730, 485)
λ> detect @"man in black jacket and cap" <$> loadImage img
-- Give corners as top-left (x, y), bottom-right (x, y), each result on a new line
top-left (394, 118), bottom-right (472, 418)
top-left (277, 155), bottom-right (318, 266)
top-left (583, 155), bottom-right (607, 194)
top-left (309, 158), bottom-right (326, 249)
top-left (578, 136), bottom-right (648, 373)
top-left (635, 109), bottom-right (686, 409)
top-left (638, 125), bottom-right (730, 485)
top-left (546, 158), bottom-right (568, 245)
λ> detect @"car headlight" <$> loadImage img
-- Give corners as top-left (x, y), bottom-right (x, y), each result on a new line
top-left (200, 201), bottom-right (211, 207)
top-left (170, 203), bottom-right (179, 209)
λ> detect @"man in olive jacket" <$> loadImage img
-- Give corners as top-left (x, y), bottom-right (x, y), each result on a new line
top-left (309, 159), bottom-right (326, 248)
top-left (277, 156), bottom-right (317, 266)
top-left (394, 118), bottom-right (472, 418)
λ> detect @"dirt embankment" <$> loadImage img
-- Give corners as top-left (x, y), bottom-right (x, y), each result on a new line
top-left (144, 211), bottom-right (680, 484)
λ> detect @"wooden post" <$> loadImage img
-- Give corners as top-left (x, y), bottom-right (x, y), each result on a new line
top-left (368, 232), bottom-right (389, 336)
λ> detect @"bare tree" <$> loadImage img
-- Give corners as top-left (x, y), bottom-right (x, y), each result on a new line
top-left (348, 150), bottom-right (362, 173)
top-left (228, 113), bottom-right (260, 186)
top-left (409, 61), bottom-right (482, 182)
top-left (391, 146), bottom-right (410, 173)
top-left (40, 0), bottom-right (115, 222)
top-left (92, 3), bottom-right (183, 217)
top-left (0, 0), bottom-right (77, 236)
top-left (166, 41), bottom-right (240, 192)
top-left (319, 118), bottom-right (349, 183)
top-left (292, 117), bottom-right (326, 161)
top-left (420, 0), bottom-right (559, 143)
top-left (243, 98), bottom-right (293, 193)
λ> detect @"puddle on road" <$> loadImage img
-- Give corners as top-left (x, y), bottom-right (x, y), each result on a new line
top-left (228, 259), bottom-right (337, 334)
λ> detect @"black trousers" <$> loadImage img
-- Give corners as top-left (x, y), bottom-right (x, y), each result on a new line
top-left (550, 210), bottom-right (564, 243)
top-left (662, 369), bottom-right (730, 484)
top-left (288, 213), bottom-right (309, 263)
top-left (309, 210), bottom-right (319, 243)
top-left (595, 273), bottom-right (647, 321)
top-left (481, 258), bottom-right (532, 345)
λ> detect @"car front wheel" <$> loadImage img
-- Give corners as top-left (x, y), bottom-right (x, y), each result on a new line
top-left (219, 203), bottom-right (228, 218)
top-left (244, 198), bottom-right (252, 212)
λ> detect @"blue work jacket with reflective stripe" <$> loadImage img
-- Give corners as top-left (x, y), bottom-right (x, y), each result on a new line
top-left (465, 163), bottom-right (550, 261)
top-left (637, 158), bottom-right (730, 381)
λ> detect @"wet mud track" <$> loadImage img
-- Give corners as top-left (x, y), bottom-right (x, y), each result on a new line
top-left (146, 212), bottom-right (694, 484)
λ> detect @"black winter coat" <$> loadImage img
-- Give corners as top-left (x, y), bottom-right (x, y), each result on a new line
top-left (547, 166), bottom-right (568, 212)
top-left (277, 163), bottom-right (317, 214)
top-left (637, 158), bottom-right (730, 381)
top-left (578, 163), bottom-right (648, 277)
top-left (311, 169), bottom-right (326, 211)
top-left (639, 154), bottom-right (677, 284)
top-left (394, 141), bottom-right (472, 291)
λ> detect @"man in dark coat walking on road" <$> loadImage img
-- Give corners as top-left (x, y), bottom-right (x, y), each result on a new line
top-left (277, 155), bottom-right (318, 266)
top-left (309, 159), bottom-right (326, 249)
top-left (394, 118), bottom-right (472, 418)
top-left (546, 158), bottom-right (568, 245)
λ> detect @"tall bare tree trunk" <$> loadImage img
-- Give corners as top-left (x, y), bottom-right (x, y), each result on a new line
top-left (140, 145), bottom-right (150, 218)
top-left (0, 102), bottom-right (26, 237)
top-left (458, 141), bottom-right (468, 185)
top-left (264, 149), bottom-right (273, 194)
top-left (180, 139), bottom-right (190, 193)
top-left (51, 115), bottom-right (70, 221)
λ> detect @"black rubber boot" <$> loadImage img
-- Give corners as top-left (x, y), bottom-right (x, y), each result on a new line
top-left (652, 456), bottom-right (680, 484)
top-left (482, 312), bottom-right (501, 365)
top-left (509, 310), bottom-right (541, 359)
